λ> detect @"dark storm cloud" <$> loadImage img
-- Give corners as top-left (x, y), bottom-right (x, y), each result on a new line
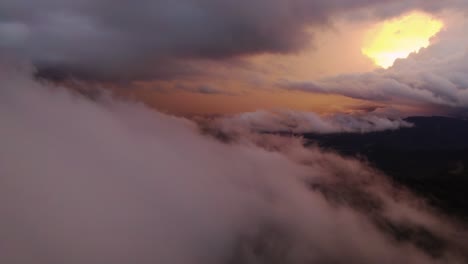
top-left (0, 0), bottom-right (462, 81)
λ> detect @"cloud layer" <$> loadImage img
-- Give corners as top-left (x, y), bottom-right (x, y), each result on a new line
top-left (199, 110), bottom-right (413, 136)
top-left (1, 63), bottom-right (467, 263)
top-left (0, 0), bottom-right (464, 81)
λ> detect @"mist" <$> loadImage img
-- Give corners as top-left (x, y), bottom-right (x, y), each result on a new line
top-left (0, 63), bottom-right (467, 264)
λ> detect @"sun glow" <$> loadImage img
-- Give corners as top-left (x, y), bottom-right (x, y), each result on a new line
top-left (362, 11), bottom-right (443, 68)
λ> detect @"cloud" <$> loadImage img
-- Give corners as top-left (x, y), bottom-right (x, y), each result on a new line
top-left (283, 13), bottom-right (468, 114)
top-left (0, 0), bottom-right (464, 82)
top-left (199, 110), bottom-right (413, 137)
top-left (1, 63), bottom-right (467, 263)
top-left (176, 84), bottom-right (238, 96)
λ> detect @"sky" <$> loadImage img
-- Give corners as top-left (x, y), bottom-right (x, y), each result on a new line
top-left (1, 0), bottom-right (468, 116)
top-left (2, 1), bottom-right (468, 263)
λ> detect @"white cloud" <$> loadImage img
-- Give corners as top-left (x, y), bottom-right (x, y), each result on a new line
top-left (204, 109), bottom-right (412, 135)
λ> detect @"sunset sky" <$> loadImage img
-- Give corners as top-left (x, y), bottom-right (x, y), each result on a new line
top-left (1, 0), bottom-right (467, 116)
top-left (3, 2), bottom-right (468, 263)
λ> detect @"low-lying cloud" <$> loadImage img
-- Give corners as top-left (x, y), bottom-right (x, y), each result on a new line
top-left (1, 63), bottom-right (467, 264)
top-left (198, 110), bottom-right (412, 137)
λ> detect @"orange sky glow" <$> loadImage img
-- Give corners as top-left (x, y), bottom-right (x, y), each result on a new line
top-left (124, 10), bottom-right (447, 116)
top-left (362, 11), bottom-right (444, 68)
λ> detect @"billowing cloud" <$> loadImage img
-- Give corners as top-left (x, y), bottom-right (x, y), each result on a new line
top-left (283, 13), bottom-right (468, 114)
top-left (1, 63), bottom-right (468, 263)
top-left (0, 0), bottom-right (465, 82)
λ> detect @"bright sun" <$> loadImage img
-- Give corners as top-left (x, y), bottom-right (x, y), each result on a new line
top-left (362, 11), bottom-right (444, 69)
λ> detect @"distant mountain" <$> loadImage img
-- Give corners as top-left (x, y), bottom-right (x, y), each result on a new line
top-left (303, 116), bottom-right (468, 219)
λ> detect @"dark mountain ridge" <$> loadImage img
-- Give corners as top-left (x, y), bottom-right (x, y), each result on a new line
top-left (303, 116), bottom-right (468, 219)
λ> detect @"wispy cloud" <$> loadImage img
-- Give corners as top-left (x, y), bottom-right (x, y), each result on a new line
top-left (176, 84), bottom-right (238, 96)
top-left (199, 110), bottom-right (412, 138)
